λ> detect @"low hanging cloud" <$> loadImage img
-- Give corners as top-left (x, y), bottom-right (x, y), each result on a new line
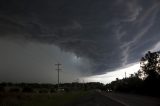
top-left (0, 0), bottom-right (160, 76)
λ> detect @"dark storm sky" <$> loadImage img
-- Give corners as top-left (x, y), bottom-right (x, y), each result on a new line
top-left (0, 0), bottom-right (160, 83)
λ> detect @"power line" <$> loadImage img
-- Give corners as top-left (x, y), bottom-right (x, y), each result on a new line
top-left (55, 63), bottom-right (62, 89)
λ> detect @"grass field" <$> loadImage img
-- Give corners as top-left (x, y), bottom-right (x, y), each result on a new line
top-left (0, 91), bottom-right (88, 106)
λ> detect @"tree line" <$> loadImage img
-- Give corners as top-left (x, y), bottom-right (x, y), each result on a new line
top-left (106, 51), bottom-right (160, 97)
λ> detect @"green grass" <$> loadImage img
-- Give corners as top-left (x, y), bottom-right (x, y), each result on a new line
top-left (0, 91), bottom-right (88, 106)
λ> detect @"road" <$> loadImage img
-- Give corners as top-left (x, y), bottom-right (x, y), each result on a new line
top-left (68, 91), bottom-right (160, 106)
top-left (103, 92), bottom-right (160, 106)
top-left (69, 91), bottom-right (125, 106)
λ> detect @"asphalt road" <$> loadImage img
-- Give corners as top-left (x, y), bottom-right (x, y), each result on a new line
top-left (68, 91), bottom-right (160, 106)
top-left (69, 91), bottom-right (125, 106)
top-left (103, 92), bottom-right (160, 106)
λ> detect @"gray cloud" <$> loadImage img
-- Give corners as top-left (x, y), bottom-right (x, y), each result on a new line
top-left (0, 0), bottom-right (160, 78)
top-left (0, 38), bottom-right (88, 83)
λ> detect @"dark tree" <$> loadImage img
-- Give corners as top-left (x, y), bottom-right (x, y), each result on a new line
top-left (140, 51), bottom-right (160, 96)
top-left (140, 51), bottom-right (160, 77)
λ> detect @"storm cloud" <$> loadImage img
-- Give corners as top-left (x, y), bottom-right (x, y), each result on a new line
top-left (0, 0), bottom-right (160, 77)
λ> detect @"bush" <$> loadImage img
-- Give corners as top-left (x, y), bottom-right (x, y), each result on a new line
top-left (50, 89), bottom-right (56, 93)
top-left (9, 87), bottom-right (20, 92)
top-left (38, 89), bottom-right (48, 93)
top-left (22, 87), bottom-right (34, 93)
top-left (0, 86), bottom-right (5, 92)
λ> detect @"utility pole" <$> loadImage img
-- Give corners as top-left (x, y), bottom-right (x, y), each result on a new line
top-left (55, 63), bottom-right (62, 89)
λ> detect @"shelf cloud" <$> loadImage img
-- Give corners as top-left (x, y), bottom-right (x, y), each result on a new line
top-left (0, 0), bottom-right (160, 82)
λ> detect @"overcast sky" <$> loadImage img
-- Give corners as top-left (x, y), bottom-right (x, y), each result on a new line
top-left (0, 0), bottom-right (160, 83)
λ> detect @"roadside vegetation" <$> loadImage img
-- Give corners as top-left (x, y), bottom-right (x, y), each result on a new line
top-left (106, 51), bottom-right (160, 97)
top-left (0, 90), bottom-right (88, 106)
top-left (0, 82), bottom-right (103, 106)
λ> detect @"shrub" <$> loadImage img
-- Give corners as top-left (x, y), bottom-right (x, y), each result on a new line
top-left (22, 87), bottom-right (34, 93)
top-left (9, 87), bottom-right (20, 92)
top-left (0, 86), bottom-right (5, 92)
